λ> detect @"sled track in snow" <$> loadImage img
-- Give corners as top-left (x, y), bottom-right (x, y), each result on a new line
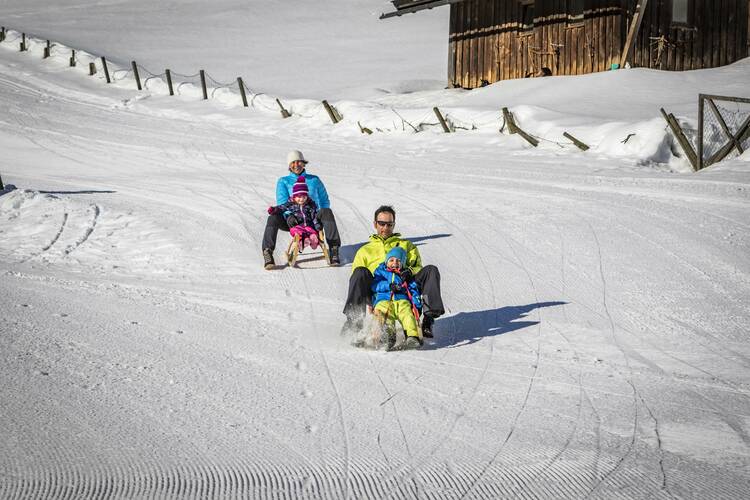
top-left (6, 456), bottom-right (739, 499)
top-left (41, 212), bottom-right (68, 252)
top-left (63, 204), bottom-right (99, 255)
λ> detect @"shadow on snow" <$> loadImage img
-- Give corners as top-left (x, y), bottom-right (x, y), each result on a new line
top-left (422, 301), bottom-right (567, 350)
top-left (39, 190), bottom-right (116, 195)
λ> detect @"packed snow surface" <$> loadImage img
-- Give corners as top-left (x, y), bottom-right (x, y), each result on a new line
top-left (1, 1), bottom-right (750, 498)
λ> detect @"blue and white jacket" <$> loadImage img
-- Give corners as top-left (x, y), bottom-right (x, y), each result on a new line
top-left (371, 264), bottom-right (422, 309)
top-left (276, 171), bottom-right (330, 209)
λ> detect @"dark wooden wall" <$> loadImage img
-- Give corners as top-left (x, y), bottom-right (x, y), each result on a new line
top-left (632, 0), bottom-right (749, 71)
top-left (448, 0), bottom-right (750, 88)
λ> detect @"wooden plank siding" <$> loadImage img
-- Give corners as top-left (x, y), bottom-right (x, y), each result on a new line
top-left (632, 0), bottom-right (750, 73)
top-left (447, 0), bottom-right (749, 89)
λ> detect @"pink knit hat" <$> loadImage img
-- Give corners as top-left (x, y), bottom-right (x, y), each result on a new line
top-left (292, 176), bottom-right (308, 197)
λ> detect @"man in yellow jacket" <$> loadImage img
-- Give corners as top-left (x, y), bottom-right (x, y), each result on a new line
top-left (343, 205), bottom-right (445, 338)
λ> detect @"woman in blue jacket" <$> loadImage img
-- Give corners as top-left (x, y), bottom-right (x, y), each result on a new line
top-left (262, 150), bottom-right (341, 268)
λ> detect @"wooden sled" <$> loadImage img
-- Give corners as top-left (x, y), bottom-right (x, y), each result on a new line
top-left (357, 304), bottom-right (423, 351)
top-left (284, 230), bottom-right (330, 268)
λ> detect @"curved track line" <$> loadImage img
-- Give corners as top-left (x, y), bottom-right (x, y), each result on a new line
top-left (64, 203), bottom-right (99, 255)
top-left (370, 181), bottom-right (500, 474)
top-left (298, 269), bottom-right (352, 499)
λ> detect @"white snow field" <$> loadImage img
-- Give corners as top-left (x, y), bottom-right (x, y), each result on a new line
top-left (1, 1), bottom-right (750, 499)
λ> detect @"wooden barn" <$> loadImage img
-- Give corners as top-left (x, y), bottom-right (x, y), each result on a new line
top-left (382, 1), bottom-right (750, 88)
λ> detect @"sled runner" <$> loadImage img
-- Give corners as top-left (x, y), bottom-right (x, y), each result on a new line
top-left (284, 229), bottom-right (331, 268)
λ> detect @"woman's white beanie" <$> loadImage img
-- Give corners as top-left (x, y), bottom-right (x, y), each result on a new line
top-left (287, 150), bottom-right (308, 165)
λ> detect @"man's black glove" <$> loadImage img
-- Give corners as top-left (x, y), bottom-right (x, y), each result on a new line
top-left (400, 268), bottom-right (414, 282)
top-left (286, 215), bottom-right (298, 227)
top-left (389, 282), bottom-right (402, 294)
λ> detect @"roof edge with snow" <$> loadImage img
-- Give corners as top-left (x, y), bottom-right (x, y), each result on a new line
top-left (380, 0), bottom-right (466, 20)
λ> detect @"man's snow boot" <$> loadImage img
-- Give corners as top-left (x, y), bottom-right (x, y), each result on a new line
top-left (263, 249), bottom-right (275, 270)
top-left (403, 336), bottom-right (422, 350)
top-left (329, 246), bottom-right (340, 266)
top-left (422, 315), bottom-right (435, 338)
top-left (341, 314), bottom-right (363, 336)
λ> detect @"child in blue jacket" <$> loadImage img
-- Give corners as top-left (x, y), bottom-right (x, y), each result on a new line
top-left (371, 246), bottom-right (422, 349)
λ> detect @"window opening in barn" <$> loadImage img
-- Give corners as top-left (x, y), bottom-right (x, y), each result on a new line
top-left (520, 1), bottom-right (535, 32)
top-left (567, 0), bottom-right (585, 26)
top-left (672, 0), bottom-right (689, 24)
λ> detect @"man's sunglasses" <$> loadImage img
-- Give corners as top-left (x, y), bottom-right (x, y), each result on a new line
top-left (375, 221), bottom-right (394, 227)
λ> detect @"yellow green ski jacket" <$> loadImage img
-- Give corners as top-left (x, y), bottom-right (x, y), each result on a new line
top-left (351, 233), bottom-right (423, 275)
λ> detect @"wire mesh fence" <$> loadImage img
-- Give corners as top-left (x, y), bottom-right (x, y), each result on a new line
top-left (699, 95), bottom-right (750, 169)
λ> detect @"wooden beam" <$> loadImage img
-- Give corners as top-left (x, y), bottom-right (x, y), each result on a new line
top-left (619, 0), bottom-right (649, 67)
top-left (563, 132), bottom-right (590, 151)
top-left (132, 61), bottom-right (142, 91)
top-left (237, 77), bottom-right (248, 107)
top-left (276, 99), bottom-right (291, 118)
top-left (433, 107), bottom-right (451, 133)
top-left (165, 69), bottom-right (174, 96)
top-left (199, 70), bottom-right (208, 100)
top-left (501, 107), bottom-right (538, 147)
top-left (322, 100), bottom-right (339, 124)
top-left (660, 108), bottom-right (698, 171)
top-left (502, 107), bottom-right (518, 134)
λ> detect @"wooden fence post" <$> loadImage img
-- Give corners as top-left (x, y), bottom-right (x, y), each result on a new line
top-left (660, 108), bottom-right (698, 171)
top-left (332, 106), bottom-right (343, 123)
top-left (433, 107), bottom-right (451, 133)
top-left (276, 98), bottom-right (291, 118)
top-left (89, 62), bottom-right (97, 76)
top-left (563, 132), bottom-right (590, 151)
top-left (131, 61), bottom-right (142, 90)
top-left (43, 40), bottom-right (50, 58)
top-left (0, 27), bottom-right (5, 42)
top-left (502, 107), bottom-right (518, 133)
top-left (322, 100), bottom-right (339, 124)
top-left (199, 70), bottom-right (208, 100)
top-left (501, 107), bottom-right (539, 147)
top-left (165, 69), bottom-right (174, 96)
top-left (70, 50), bottom-right (76, 67)
top-left (237, 77), bottom-right (248, 107)
top-left (101, 57), bottom-right (111, 83)
top-left (0, 172), bottom-right (4, 190)
top-left (20, 33), bottom-right (26, 51)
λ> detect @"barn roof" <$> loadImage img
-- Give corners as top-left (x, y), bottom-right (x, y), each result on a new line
top-left (380, 0), bottom-right (467, 20)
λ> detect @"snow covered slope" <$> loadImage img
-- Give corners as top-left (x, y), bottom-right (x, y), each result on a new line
top-left (1, 2), bottom-right (750, 498)
top-left (0, 0), bottom-right (448, 99)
